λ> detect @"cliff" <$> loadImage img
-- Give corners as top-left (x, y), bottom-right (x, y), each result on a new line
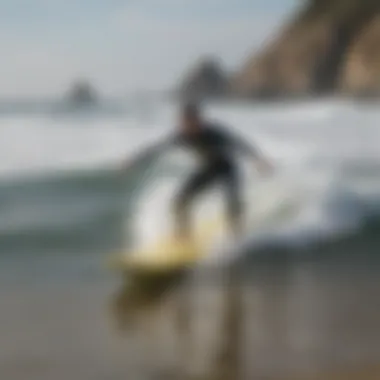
top-left (232, 0), bottom-right (380, 98)
top-left (179, 0), bottom-right (380, 100)
top-left (340, 13), bottom-right (380, 96)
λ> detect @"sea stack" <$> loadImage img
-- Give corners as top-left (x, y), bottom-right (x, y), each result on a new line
top-left (177, 57), bottom-right (229, 101)
top-left (66, 79), bottom-right (98, 106)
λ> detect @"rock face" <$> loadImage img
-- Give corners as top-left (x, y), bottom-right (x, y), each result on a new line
top-left (165, 0), bottom-right (374, 99)
top-left (232, 16), bottom-right (333, 98)
top-left (178, 58), bottom-right (229, 100)
top-left (231, 0), bottom-right (380, 98)
top-left (340, 13), bottom-right (380, 96)
top-left (66, 80), bottom-right (98, 105)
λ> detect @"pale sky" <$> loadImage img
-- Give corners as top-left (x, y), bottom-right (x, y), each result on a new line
top-left (0, 0), bottom-right (298, 97)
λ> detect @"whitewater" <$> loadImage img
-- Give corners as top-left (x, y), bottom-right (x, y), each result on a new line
top-left (0, 99), bottom-right (379, 271)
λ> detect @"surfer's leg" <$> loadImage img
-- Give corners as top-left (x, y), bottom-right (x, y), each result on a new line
top-left (173, 166), bottom-right (217, 239)
top-left (222, 161), bottom-right (243, 238)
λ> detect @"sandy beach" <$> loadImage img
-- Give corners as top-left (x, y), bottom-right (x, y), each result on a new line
top-left (1, 256), bottom-right (379, 380)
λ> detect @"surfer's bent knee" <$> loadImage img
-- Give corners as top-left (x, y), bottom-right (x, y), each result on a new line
top-left (229, 197), bottom-right (242, 219)
top-left (173, 192), bottom-right (189, 215)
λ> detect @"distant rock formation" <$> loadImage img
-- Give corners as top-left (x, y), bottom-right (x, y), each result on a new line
top-left (177, 58), bottom-right (229, 100)
top-left (66, 80), bottom-right (98, 105)
top-left (177, 0), bottom-right (380, 100)
top-left (231, 0), bottom-right (380, 98)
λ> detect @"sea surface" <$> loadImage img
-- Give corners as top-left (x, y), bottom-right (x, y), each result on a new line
top-left (1, 99), bottom-right (380, 380)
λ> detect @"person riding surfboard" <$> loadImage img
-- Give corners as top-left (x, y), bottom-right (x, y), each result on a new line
top-left (124, 102), bottom-right (273, 239)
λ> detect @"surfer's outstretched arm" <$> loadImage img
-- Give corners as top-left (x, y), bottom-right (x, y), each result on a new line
top-left (123, 134), bottom-right (178, 172)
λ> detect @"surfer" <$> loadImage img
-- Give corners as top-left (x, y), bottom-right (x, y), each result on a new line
top-left (124, 103), bottom-right (273, 239)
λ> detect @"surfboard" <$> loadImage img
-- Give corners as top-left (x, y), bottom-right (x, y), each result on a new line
top-left (109, 215), bottom-right (227, 275)
top-left (109, 176), bottom-right (303, 276)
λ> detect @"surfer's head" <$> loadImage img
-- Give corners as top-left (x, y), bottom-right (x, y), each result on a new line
top-left (179, 102), bottom-right (202, 134)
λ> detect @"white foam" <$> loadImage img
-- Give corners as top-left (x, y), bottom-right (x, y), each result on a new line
top-left (126, 100), bottom-right (380, 259)
top-left (1, 100), bottom-right (380, 256)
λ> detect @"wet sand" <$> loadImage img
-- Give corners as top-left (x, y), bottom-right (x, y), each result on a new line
top-left (1, 257), bottom-right (380, 380)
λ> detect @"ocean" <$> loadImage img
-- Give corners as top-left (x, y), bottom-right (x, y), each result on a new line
top-left (1, 99), bottom-right (380, 380)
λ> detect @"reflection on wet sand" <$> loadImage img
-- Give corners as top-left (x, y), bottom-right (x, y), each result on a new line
top-left (110, 266), bottom-right (243, 379)
top-left (111, 270), bottom-right (188, 330)
top-left (110, 268), bottom-right (194, 378)
top-left (110, 259), bottom-right (380, 380)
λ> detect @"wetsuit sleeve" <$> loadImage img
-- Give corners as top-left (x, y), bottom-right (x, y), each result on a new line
top-left (222, 129), bottom-right (261, 159)
top-left (129, 133), bottom-right (180, 168)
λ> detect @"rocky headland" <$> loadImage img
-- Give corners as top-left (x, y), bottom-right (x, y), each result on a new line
top-left (179, 0), bottom-right (380, 100)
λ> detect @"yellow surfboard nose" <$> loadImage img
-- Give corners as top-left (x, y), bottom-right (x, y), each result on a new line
top-left (108, 215), bottom-right (227, 274)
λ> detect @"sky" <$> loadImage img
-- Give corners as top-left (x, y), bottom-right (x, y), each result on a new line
top-left (0, 0), bottom-right (298, 97)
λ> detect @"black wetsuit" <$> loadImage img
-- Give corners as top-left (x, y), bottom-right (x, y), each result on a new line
top-left (136, 122), bottom-right (259, 234)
